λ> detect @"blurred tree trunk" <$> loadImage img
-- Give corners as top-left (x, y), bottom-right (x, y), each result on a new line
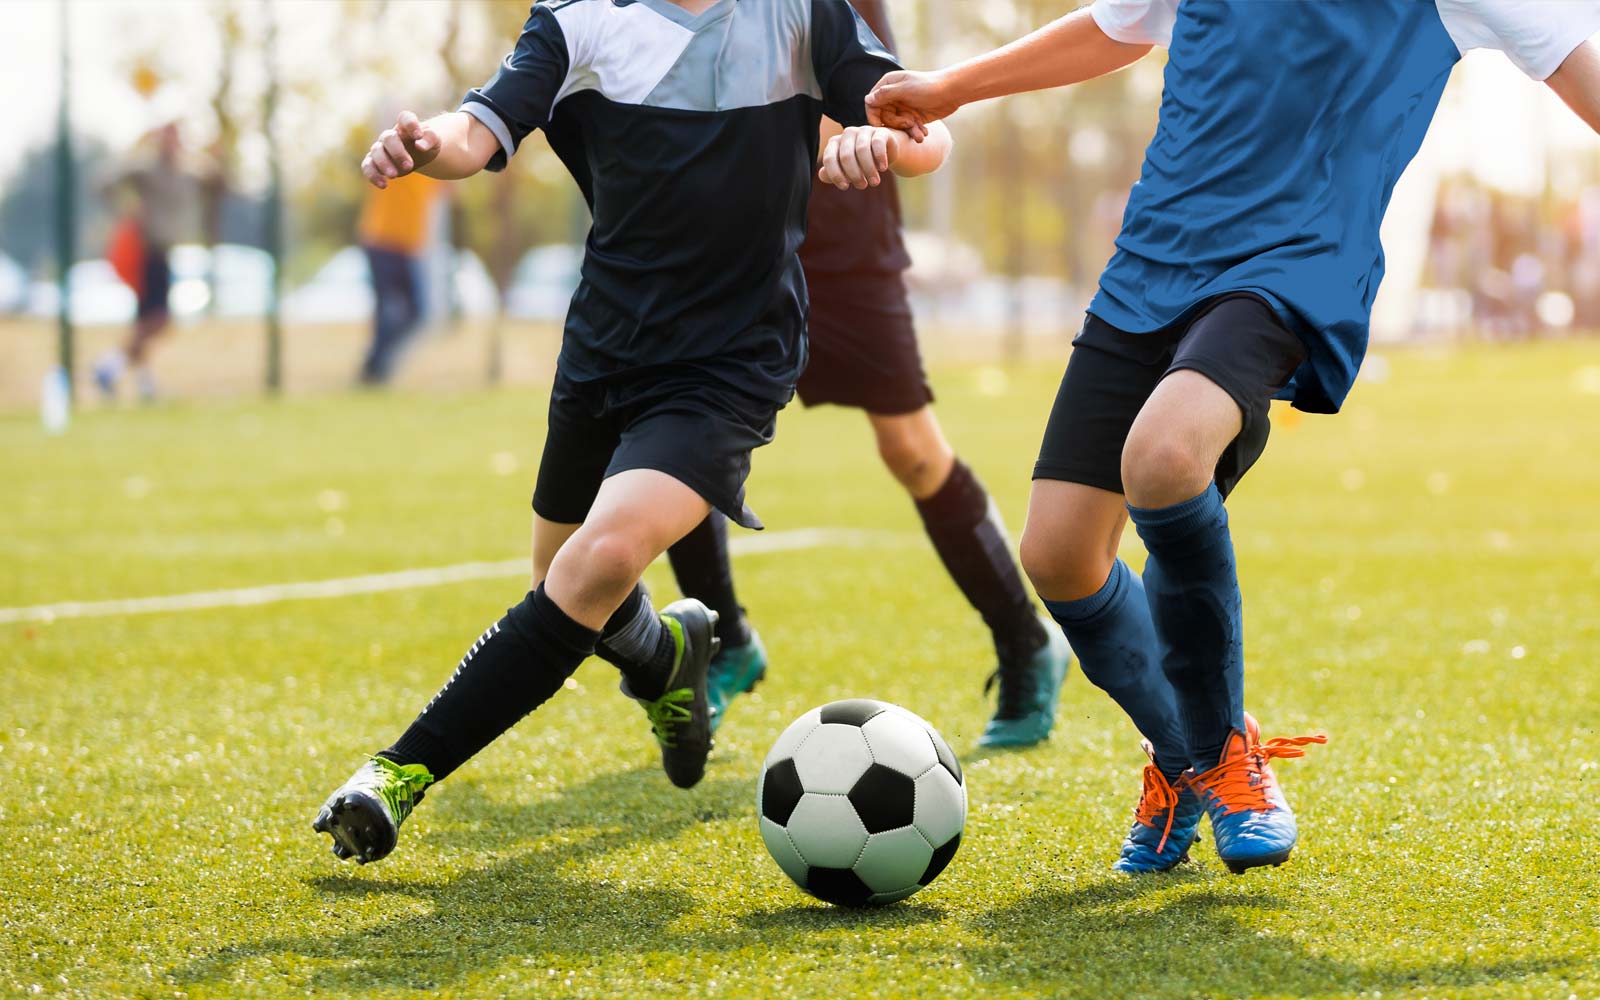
top-left (202, 0), bottom-right (245, 316)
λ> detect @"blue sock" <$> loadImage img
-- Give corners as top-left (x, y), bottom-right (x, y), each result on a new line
top-left (1129, 484), bottom-right (1246, 770)
top-left (1042, 559), bottom-right (1187, 781)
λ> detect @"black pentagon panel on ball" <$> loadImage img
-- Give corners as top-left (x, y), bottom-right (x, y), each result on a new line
top-left (920, 832), bottom-right (961, 886)
top-left (761, 758), bottom-right (805, 825)
top-left (819, 698), bottom-right (889, 727)
top-left (929, 729), bottom-right (962, 784)
top-left (805, 866), bottom-right (874, 907)
top-left (848, 763), bottom-right (917, 834)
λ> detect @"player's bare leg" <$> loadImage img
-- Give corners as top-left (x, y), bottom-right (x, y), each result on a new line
top-left (871, 407), bottom-right (1069, 748)
top-left (1122, 370), bottom-right (1322, 872)
top-left (1021, 478), bottom-right (1200, 871)
top-left (314, 471), bottom-right (722, 863)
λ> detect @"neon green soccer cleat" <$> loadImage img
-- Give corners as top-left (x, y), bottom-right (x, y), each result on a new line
top-left (707, 629), bottom-right (768, 732)
top-left (312, 756), bottom-right (433, 864)
top-left (624, 598), bottom-right (720, 789)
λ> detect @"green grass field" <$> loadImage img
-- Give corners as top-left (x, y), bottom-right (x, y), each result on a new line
top-left (5, 343), bottom-right (1600, 999)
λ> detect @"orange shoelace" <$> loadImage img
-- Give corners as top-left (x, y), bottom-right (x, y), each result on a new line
top-left (1189, 732), bottom-right (1328, 815)
top-left (1132, 761), bottom-right (1183, 853)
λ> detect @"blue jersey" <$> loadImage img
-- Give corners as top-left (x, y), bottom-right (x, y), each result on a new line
top-left (462, 0), bottom-right (899, 402)
top-left (1089, 0), bottom-right (1600, 412)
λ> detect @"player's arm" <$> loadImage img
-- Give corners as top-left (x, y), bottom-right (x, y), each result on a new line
top-left (1548, 40), bottom-right (1600, 134)
top-left (819, 119), bottom-right (952, 190)
top-left (866, 6), bottom-right (1153, 135)
top-left (362, 4), bottom-right (572, 189)
top-left (361, 111), bottom-right (499, 189)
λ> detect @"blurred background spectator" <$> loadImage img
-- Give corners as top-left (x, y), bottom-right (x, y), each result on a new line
top-left (92, 122), bottom-right (201, 401)
top-left (356, 170), bottom-right (445, 385)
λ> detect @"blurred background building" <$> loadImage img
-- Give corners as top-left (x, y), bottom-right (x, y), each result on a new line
top-left (2, 0), bottom-right (1598, 404)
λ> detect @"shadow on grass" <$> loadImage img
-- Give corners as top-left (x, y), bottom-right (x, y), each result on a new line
top-left (171, 766), bottom-right (751, 993)
top-left (965, 875), bottom-right (1575, 997)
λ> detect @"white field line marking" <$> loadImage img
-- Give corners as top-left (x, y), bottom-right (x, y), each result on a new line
top-left (0, 528), bottom-right (907, 625)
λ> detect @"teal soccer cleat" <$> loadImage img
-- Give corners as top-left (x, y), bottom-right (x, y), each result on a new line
top-left (1113, 740), bottom-right (1204, 873)
top-left (1186, 713), bottom-right (1327, 874)
top-left (978, 625), bottom-right (1071, 748)
top-left (706, 629), bottom-right (768, 733)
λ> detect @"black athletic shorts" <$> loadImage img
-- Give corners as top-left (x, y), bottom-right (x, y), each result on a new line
top-left (1034, 293), bottom-right (1308, 499)
top-left (532, 367), bottom-right (781, 530)
top-left (137, 244), bottom-right (172, 320)
top-left (795, 271), bottom-right (933, 416)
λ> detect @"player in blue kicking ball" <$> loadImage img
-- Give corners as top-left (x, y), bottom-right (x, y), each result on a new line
top-left (868, 0), bottom-right (1600, 873)
top-left (660, 0), bottom-right (1070, 749)
top-left (313, 0), bottom-right (951, 865)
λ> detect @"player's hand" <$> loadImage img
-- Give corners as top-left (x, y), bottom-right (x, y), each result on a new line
top-left (819, 125), bottom-right (903, 190)
top-left (362, 111), bottom-right (441, 189)
top-left (866, 70), bottom-right (962, 141)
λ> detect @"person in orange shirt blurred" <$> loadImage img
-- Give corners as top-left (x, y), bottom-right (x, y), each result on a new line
top-left (357, 171), bottom-right (443, 384)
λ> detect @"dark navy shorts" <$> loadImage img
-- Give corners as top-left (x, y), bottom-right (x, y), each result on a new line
top-left (1034, 293), bottom-right (1308, 499)
top-left (532, 367), bottom-right (782, 530)
top-left (795, 271), bottom-right (933, 417)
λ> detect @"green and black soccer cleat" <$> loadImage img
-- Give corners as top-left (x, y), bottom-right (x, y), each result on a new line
top-left (627, 598), bottom-right (720, 789)
top-left (312, 756), bottom-right (433, 864)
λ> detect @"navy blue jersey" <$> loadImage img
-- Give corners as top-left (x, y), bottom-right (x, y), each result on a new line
top-left (1089, 0), bottom-right (1600, 413)
top-left (462, 0), bottom-right (900, 402)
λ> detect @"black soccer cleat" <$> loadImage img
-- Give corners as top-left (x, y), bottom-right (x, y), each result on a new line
top-left (312, 757), bottom-right (433, 865)
top-left (630, 599), bottom-right (720, 789)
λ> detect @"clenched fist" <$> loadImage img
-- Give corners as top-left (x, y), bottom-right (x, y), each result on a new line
top-left (818, 125), bottom-right (904, 190)
top-left (362, 111), bottom-right (441, 189)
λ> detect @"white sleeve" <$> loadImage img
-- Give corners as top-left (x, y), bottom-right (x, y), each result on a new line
top-left (1436, 0), bottom-right (1600, 81)
top-left (1089, 0), bottom-right (1179, 48)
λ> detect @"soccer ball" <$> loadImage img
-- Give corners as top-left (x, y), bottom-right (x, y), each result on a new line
top-left (757, 698), bottom-right (966, 906)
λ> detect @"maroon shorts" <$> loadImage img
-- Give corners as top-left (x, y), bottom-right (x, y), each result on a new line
top-left (796, 271), bottom-right (933, 417)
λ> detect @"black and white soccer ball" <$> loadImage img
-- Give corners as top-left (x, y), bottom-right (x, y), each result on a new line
top-left (757, 698), bottom-right (966, 906)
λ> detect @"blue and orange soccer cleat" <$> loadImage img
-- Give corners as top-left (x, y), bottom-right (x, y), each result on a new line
top-left (1186, 712), bottom-right (1327, 874)
top-left (1113, 740), bottom-right (1205, 873)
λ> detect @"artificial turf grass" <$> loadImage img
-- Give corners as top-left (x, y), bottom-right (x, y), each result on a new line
top-left (4, 342), bottom-right (1600, 998)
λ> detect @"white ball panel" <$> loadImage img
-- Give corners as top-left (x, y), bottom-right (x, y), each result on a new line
top-left (860, 712), bottom-right (939, 776)
top-left (764, 709), bottom-right (823, 767)
top-left (854, 826), bottom-right (935, 894)
top-left (912, 765), bottom-right (967, 846)
top-left (791, 723), bottom-right (873, 794)
top-left (785, 793), bottom-right (869, 868)
top-left (883, 702), bottom-right (936, 732)
top-left (868, 886), bottom-right (923, 905)
top-left (759, 815), bottom-right (810, 887)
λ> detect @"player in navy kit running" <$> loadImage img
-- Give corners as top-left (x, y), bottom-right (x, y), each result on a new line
top-left (664, 0), bottom-right (1071, 750)
top-left (312, 0), bottom-right (951, 865)
top-left (868, 0), bottom-right (1600, 873)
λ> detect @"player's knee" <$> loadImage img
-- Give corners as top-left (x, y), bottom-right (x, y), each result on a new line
top-left (567, 529), bottom-right (652, 594)
top-left (1019, 525), bottom-right (1111, 602)
top-left (876, 430), bottom-right (927, 485)
top-left (1121, 432), bottom-right (1212, 508)
top-left (874, 424), bottom-right (949, 495)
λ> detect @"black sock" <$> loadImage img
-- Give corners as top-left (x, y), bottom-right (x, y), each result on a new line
top-left (594, 584), bottom-right (677, 701)
top-left (380, 585), bottom-right (598, 782)
top-left (666, 512), bottom-right (752, 648)
top-left (915, 460), bottom-right (1049, 664)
